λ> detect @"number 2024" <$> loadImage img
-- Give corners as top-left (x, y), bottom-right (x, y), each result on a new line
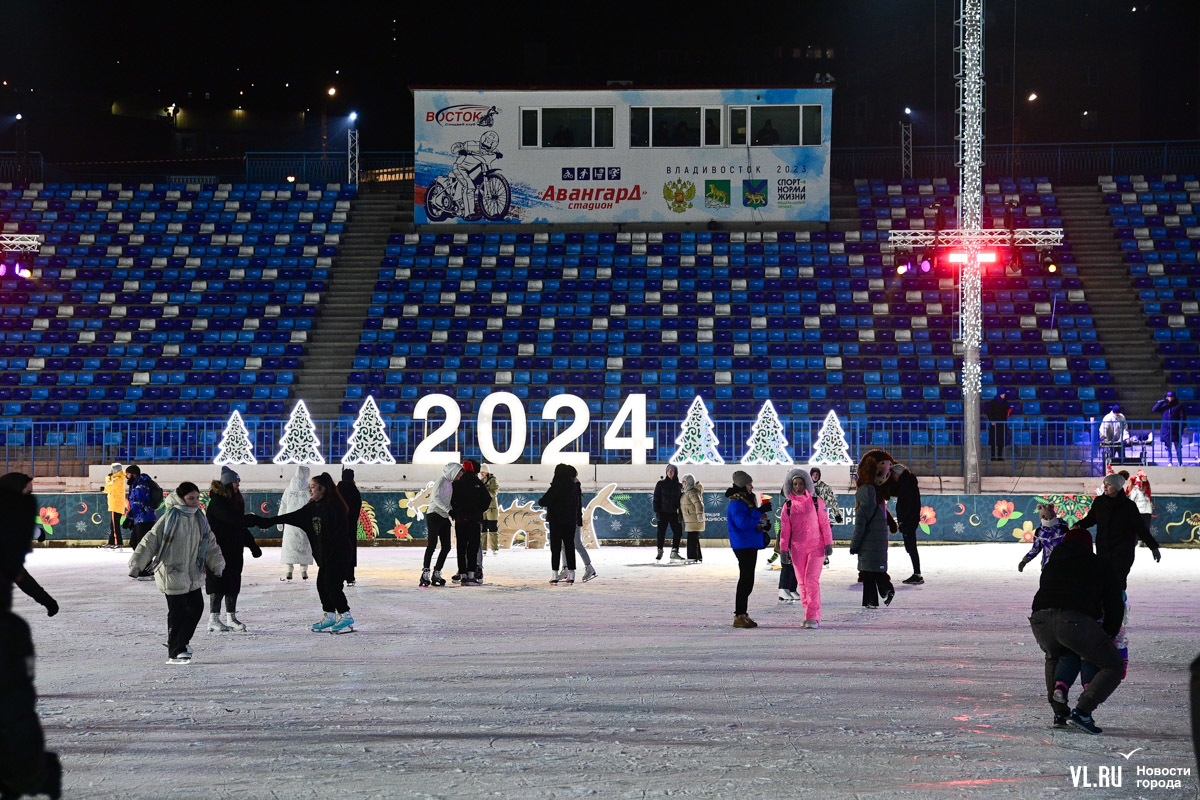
top-left (412, 392), bottom-right (655, 466)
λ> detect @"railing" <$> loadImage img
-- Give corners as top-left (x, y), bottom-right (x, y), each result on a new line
top-left (832, 140), bottom-right (1200, 184)
top-left (245, 151), bottom-right (415, 184)
top-left (0, 152), bottom-right (45, 182)
top-left (2, 417), bottom-right (1192, 479)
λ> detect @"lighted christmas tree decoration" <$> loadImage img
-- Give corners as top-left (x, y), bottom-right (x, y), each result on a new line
top-left (273, 399), bottom-right (326, 465)
top-left (669, 395), bottom-right (725, 465)
top-left (808, 409), bottom-right (853, 465)
top-left (342, 395), bottom-right (396, 465)
top-left (213, 410), bottom-right (258, 466)
top-left (740, 400), bottom-right (794, 465)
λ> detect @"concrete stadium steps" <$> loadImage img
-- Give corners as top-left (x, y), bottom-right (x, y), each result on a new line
top-left (1056, 185), bottom-right (1168, 417)
top-left (292, 192), bottom-right (410, 418)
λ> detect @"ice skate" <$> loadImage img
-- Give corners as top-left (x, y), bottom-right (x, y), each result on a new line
top-left (733, 613), bottom-right (758, 628)
top-left (301, 569), bottom-right (309, 581)
top-left (419, 568), bottom-right (431, 587)
top-left (788, 590), bottom-right (803, 601)
top-left (561, 569), bottom-right (575, 585)
top-left (670, 549), bottom-right (685, 562)
top-left (902, 574), bottom-right (924, 585)
top-left (656, 547), bottom-right (663, 561)
top-left (778, 589), bottom-right (796, 603)
top-left (549, 569), bottom-right (563, 584)
top-left (166, 655), bottom-right (192, 665)
top-left (581, 564), bottom-right (597, 582)
top-left (460, 572), bottom-right (480, 586)
top-left (225, 613), bottom-right (246, 632)
top-left (431, 569), bottom-right (446, 587)
top-left (281, 569), bottom-right (293, 581)
top-left (329, 613), bottom-right (355, 634)
top-left (766, 552), bottom-right (779, 567)
top-left (451, 572), bottom-right (462, 583)
top-left (311, 612), bottom-right (337, 632)
top-left (208, 613), bottom-right (231, 633)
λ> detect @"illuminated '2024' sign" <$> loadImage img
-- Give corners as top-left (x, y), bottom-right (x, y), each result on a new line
top-left (412, 392), bottom-right (654, 466)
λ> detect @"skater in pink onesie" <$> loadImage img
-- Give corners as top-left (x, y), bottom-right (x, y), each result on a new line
top-left (778, 468), bottom-right (834, 629)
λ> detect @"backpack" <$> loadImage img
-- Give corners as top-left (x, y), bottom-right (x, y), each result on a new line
top-left (143, 477), bottom-right (164, 513)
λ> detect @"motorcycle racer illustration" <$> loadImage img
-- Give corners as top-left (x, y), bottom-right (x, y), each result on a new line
top-left (425, 130), bottom-right (512, 222)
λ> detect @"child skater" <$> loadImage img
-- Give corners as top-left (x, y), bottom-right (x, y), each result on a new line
top-left (1018, 502), bottom-right (1069, 572)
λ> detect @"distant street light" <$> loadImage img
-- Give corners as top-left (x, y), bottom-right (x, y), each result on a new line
top-left (327, 87), bottom-right (337, 97)
top-left (1027, 92), bottom-right (1038, 102)
top-left (904, 107), bottom-right (912, 115)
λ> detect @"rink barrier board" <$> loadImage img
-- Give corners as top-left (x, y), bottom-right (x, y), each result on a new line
top-left (29, 491), bottom-right (1200, 546)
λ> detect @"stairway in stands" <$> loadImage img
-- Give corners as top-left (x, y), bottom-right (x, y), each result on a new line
top-left (292, 184), bottom-right (412, 418)
top-left (1056, 185), bottom-right (1168, 419)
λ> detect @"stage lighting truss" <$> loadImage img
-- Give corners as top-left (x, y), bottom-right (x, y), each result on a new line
top-left (0, 233), bottom-right (42, 253)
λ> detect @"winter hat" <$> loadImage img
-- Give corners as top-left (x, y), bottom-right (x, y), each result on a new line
top-left (681, 473), bottom-right (696, 492)
top-left (110, 462), bottom-right (124, 474)
top-left (731, 470), bottom-right (753, 489)
top-left (480, 462), bottom-right (492, 475)
top-left (782, 468), bottom-right (812, 499)
top-left (1111, 404), bottom-right (1122, 413)
top-left (1063, 528), bottom-right (1093, 550)
top-left (220, 466), bottom-right (241, 485)
top-left (461, 460), bottom-right (476, 473)
top-left (1102, 473), bottom-right (1124, 491)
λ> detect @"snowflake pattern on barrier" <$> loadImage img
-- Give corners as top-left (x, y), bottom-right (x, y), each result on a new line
top-left (213, 410), bottom-right (258, 466)
top-left (670, 396), bottom-right (725, 465)
top-left (342, 396), bottom-right (396, 465)
top-left (808, 410), bottom-right (853, 465)
top-left (273, 400), bottom-right (325, 465)
top-left (740, 400), bottom-right (794, 465)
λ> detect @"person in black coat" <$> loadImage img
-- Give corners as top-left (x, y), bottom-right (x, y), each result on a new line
top-left (1029, 527), bottom-right (1126, 733)
top-left (1152, 390), bottom-right (1186, 466)
top-left (451, 461), bottom-right (490, 585)
top-left (653, 465), bottom-right (684, 562)
top-left (539, 463), bottom-right (582, 584)
top-left (986, 391), bottom-right (1013, 461)
top-left (1075, 473), bottom-right (1161, 591)
top-left (246, 472), bottom-right (356, 633)
top-left (0, 485), bottom-right (62, 800)
top-left (0, 473), bottom-right (57, 617)
top-left (204, 467), bottom-right (262, 633)
top-left (337, 469), bottom-right (362, 586)
top-left (892, 464), bottom-right (923, 585)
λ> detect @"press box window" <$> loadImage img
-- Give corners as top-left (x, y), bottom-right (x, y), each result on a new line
top-left (801, 105), bottom-right (822, 146)
top-left (729, 107), bottom-right (747, 146)
top-left (651, 107), bottom-right (701, 147)
top-left (750, 106), bottom-right (799, 146)
top-left (521, 107), bottom-right (614, 148)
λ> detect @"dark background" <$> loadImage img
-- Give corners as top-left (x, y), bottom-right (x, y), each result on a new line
top-left (0, 0), bottom-right (1196, 164)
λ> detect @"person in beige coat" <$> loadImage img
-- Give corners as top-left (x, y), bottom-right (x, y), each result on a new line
top-left (129, 482), bottom-right (226, 664)
top-left (680, 473), bottom-right (705, 564)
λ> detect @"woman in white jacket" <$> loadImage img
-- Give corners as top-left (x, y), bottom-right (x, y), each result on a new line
top-left (420, 462), bottom-right (461, 587)
top-left (128, 482), bottom-right (226, 664)
top-left (278, 465), bottom-right (314, 581)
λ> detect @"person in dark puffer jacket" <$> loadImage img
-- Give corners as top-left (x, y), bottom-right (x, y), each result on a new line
top-left (653, 465), bottom-right (684, 562)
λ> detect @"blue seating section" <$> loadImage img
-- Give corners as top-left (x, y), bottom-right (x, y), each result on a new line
top-left (1100, 172), bottom-right (1200, 416)
top-left (346, 178), bottom-right (1108, 422)
top-left (0, 181), bottom-right (354, 419)
top-left (854, 177), bottom-right (1064, 232)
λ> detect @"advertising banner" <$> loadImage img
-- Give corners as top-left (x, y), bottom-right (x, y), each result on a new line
top-left (413, 88), bottom-right (832, 225)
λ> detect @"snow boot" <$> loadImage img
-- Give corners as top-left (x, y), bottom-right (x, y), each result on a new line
top-left (330, 613), bottom-right (355, 634)
top-left (431, 569), bottom-right (446, 587)
top-left (208, 613), bottom-right (231, 633)
top-left (733, 614), bottom-right (758, 628)
top-left (312, 612), bottom-right (337, 632)
top-left (581, 564), bottom-right (597, 582)
top-left (656, 547), bottom-right (663, 561)
top-left (670, 549), bottom-right (685, 562)
top-left (225, 613), bottom-right (246, 632)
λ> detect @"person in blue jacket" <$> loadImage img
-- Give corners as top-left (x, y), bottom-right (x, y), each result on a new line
top-left (725, 470), bottom-right (772, 629)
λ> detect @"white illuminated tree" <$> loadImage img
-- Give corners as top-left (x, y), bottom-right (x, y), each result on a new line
top-left (342, 396), bottom-right (396, 465)
top-left (669, 396), bottom-right (725, 465)
top-left (740, 400), bottom-right (794, 465)
top-left (273, 400), bottom-right (325, 465)
top-left (808, 409), bottom-right (853, 465)
top-left (213, 410), bottom-right (258, 465)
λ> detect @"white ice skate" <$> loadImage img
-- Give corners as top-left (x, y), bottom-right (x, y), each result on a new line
top-left (778, 589), bottom-right (796, 603)
top-left (225, 613), bottom-right (247, 632)
top-left (560, 569), bottom-right (576, 585)
top-left (208, 613), bottom-right (232, 633)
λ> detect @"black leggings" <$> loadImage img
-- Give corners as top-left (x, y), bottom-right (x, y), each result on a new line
top-left (550, 524), bottom-right (576, 572)
top-left (317, 560), bottom-right (349, 614)
top-left (208, 592), bottom-right (237, 614)
top-left (901, 527), bottom-right (921, 574)
top-left (109, 512), bottom-right (123, 547)
top-left (734, 548), bottom-right (758, 614)
top-left (656, 512), bottom-right (682, 549)
top-left (165, 590), bottom-right (204, 658)
top-left (423, 514), bottom-right (452, 570)
top-left (862, 571), bottom-right (894, 607)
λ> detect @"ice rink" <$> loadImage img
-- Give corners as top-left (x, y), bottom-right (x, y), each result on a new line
top-left (17, 543), bottom-right (1199, 799)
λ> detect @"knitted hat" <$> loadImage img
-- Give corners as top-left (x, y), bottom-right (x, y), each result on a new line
top-left (110, 462), bottom-right (124, 474)
top-left (731, 470), bottom-right (753, 488)
top-left (1063, 528), bottom-right (1093, 550)
top-left (220, 466), bottom-right (241, 485)
top-left (1102, 473), bottom-right (1124, 491)
top-left (461, 460), bottom-right (476, 473)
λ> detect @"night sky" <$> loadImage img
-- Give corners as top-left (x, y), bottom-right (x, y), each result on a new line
top-left (2, 0), bottom-right (1197, 162)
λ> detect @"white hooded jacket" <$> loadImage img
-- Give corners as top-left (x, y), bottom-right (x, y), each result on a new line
top-left (427, 462), bottom-right (460, 519)
top-left (279, 465), bottom-right (314, 565)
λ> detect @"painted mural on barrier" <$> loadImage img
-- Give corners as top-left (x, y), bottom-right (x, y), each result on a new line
top-left (22, 490), bottom-right (1200, 546)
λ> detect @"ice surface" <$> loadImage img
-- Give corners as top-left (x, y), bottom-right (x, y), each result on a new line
top-left (18, 544), bottom-right (1200, 799)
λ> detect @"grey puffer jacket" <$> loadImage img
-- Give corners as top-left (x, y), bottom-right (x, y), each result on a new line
top-left (849, 484), bottom-right (889, 573)
top-left (128, 492), bottom-right (226, 595)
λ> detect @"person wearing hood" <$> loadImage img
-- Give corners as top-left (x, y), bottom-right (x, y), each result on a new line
top-left (204, 467), bottom-right (262, 633)
top-left (850, 449), bottom-right (898, 608)
top-left (0, 474), bottom-right (57, 618)
top-left (420, 462), bottom-right (461, 587)
top-left (570, 473), bottom-right (597, 582)
top-left (892, 464), bottom-right (924, 585)
top-left (278, 465), bottom-right (314, 581)
top-left (0, 483), bottom-right (62, 800)
top-left (808, 467), bottom-right (844, 528)
top-left (1019, 503), bottom-right (1069, 572)
top-left (653, 465), bottom-right (685, 562)
top-left (103, 462), bottom-right (127, 549)
top-left (452, 459), bottom-right (491, 586)
top-left (128, 482), bottom-right (227, 663)
top-left (246, 473), bottom-right (356, 633)
top-left (726, 470), bottom-right (771, 628)
top-left (680, 473), bottom-right (705, 564)
top-left (480, 464), bottom-right (501, 555)
top-left (337, 469), bottom-right (362, 586)
top-left (1075, 473), bottom-right (1161, 591)
top-left (779, 469), bottom-right (834, 628)
top-left (538, 463), bottom-right (582, 584)
top-left (1029, 527), bottom-right (1126, 734)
